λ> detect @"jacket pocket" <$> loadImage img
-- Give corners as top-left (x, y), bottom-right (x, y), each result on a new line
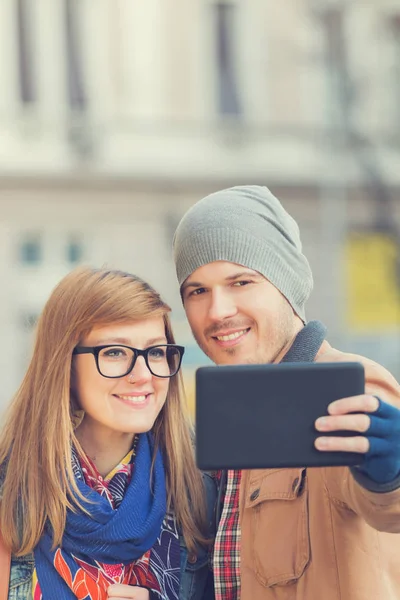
top-left (245, 468), bottom-right (310, 588)
top-left (9, 554), bottom-right (34, 600)
top-left (180, 537), bottom-right (210, 600)
top-left (179, 472), bottom-right (216, 600)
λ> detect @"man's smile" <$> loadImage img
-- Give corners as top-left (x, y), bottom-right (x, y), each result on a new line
top-left (212, 328), bottom-right (251, 346)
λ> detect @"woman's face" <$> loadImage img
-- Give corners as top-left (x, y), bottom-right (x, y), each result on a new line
top-left (72, 318), bottom-right (171, 444)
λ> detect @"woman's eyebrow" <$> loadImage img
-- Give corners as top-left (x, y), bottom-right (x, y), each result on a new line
top-left (145, 337), bottom-right (168, 346)
top-left (89, 336), bottom-right (168, 346)
top-left (89, 336), bottom-right (131, 345)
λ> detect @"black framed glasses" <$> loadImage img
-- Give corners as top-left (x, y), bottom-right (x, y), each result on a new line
top-left (72, 344), bottom-right (185, 379)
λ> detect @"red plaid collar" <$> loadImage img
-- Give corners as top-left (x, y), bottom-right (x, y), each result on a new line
top-left (72, 437), bottom-right (138, 509)
top-left (213, 470), bottom-right (242, 600)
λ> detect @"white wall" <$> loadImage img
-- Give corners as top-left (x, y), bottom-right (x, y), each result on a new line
top-left (0, 0), bottom-right (399, 414)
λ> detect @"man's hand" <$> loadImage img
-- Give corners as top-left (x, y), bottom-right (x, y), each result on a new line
top-left (315, 394), bottom-right (400, 483)
top-left (107, 585), bottom-right (150, 600)
top-left (315, 394), bottom-right (379, 453)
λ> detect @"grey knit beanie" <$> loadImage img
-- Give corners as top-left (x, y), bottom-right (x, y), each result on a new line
top-left (173, 185), bottom-right (313, 322)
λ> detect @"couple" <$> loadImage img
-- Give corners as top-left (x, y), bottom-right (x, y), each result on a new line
top-left (2, 186), bottom-right (400, 600)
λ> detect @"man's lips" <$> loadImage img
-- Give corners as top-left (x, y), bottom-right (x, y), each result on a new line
top-left (211, 328), bottom-right (250, 344)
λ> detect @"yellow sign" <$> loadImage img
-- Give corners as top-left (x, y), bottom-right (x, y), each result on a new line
top-left (181, 368), bottom-right (196, 420)
top-left (345, 232), bottom-right (400, 331)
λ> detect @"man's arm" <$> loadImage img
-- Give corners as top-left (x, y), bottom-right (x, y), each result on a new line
top-left (324, 464), bottom-right (400, 532)
top-left (318, 362), bottom-right (400, 532)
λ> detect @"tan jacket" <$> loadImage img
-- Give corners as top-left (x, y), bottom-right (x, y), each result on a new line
top-left (239, 342), bottom-right (400, 600)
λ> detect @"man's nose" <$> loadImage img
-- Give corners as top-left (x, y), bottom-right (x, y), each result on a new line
top-left (127, 356), bottom-right (152, 383)
top-left (208, 289), bottom-right (238, 322)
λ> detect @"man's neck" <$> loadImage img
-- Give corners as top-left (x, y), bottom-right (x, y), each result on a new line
top-left (273, 316), bottom-right (304, 364)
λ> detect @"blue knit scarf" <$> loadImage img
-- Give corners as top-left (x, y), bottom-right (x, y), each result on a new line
top-left (34, 433), bottom-right (167, 598)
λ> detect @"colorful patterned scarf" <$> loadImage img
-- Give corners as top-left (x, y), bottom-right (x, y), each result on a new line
top-left (32, 433), bottom-right (181, 599)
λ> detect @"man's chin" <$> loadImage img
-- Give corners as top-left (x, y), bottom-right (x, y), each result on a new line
top-left (198, 340), bottom-right (250, 365)
top-left (211, 348), bottom-right (271, 366)
top-left (210, 348), bottom-right (244, 366)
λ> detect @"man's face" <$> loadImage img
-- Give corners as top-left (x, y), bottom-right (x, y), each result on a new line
top-left (181, 261), bottom-right (299, 365)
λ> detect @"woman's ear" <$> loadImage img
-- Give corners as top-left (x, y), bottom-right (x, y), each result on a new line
top-left (70, 361), bottom-right (77, 399)
top-left (71, 408), bottom-right (85, 429)
top-left (70, 363), bottom-right (84, 429)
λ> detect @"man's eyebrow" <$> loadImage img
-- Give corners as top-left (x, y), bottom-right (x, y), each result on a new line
top-left (182, 270), bottom-right (261, 293)
top-left (181, 281), bottom-right (203, 293)
top-left (225, 270), bottom-right (261, 281)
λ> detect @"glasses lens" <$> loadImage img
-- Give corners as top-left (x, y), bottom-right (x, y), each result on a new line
top-left (98, 346), bottom-right (134, 377)
top-left (147, 346), bottom-right (182, 377)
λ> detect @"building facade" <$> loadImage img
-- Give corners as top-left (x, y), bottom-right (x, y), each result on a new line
top-left (0, 0), bottom-right (399, 412)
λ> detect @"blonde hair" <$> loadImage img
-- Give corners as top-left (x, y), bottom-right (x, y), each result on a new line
top-left (0, 267), bottom-right (208, 555)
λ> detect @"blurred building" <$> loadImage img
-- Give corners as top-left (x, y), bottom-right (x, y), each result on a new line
top-left (0, 0), bottom-right (399, 412)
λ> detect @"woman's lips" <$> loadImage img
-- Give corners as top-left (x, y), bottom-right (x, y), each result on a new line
top-left (113, 393), bottom-right (152, 408)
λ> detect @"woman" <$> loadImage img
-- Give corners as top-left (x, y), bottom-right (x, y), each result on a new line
top-left (0, 267), bottom-right (215, 600)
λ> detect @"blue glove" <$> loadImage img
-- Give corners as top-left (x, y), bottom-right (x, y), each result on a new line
top-left (358, 397), bottom-right (400, 484)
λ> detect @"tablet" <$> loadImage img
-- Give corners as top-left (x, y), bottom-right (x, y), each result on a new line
top-left (195, 362), bottom-right (365, 470)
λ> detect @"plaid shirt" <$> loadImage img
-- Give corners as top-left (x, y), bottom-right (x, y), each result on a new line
top-left (213, 469), bottom-right (242, 600)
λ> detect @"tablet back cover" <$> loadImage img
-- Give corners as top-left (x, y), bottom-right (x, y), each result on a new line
top-left (196, 362), bottom-right (365, 470)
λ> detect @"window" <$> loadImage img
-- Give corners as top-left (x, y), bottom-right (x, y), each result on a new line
top-left (16, 0), bottom-right (36, 104)
top-left (319, 7), bottom-right (348, 126)
top-left (214, 2), bottom-right (242, 116)
top-left (388, 14), bottom-right (400, 128)
top-left (19, 235), bottom-right (42, 265)
top-left (21, 312), bottom-right (39, 330)
top-left (67, 235), bottom-right (84, 264)
top-left (64, 0), bottom-right (87, 111)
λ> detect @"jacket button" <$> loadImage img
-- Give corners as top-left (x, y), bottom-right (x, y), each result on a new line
top-left (188, 553), bottom-right (197, 564)
top-left (250, 488), bottom-right (260, 501)
top-left (292, 477), bottom-right (299, 492)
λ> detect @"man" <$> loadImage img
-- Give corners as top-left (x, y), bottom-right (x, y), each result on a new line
top-left (172, 185), bottom-right (400, 600)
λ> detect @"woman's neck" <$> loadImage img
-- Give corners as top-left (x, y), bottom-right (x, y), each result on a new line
top-left (75, 418), bottom-right (136, 478)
